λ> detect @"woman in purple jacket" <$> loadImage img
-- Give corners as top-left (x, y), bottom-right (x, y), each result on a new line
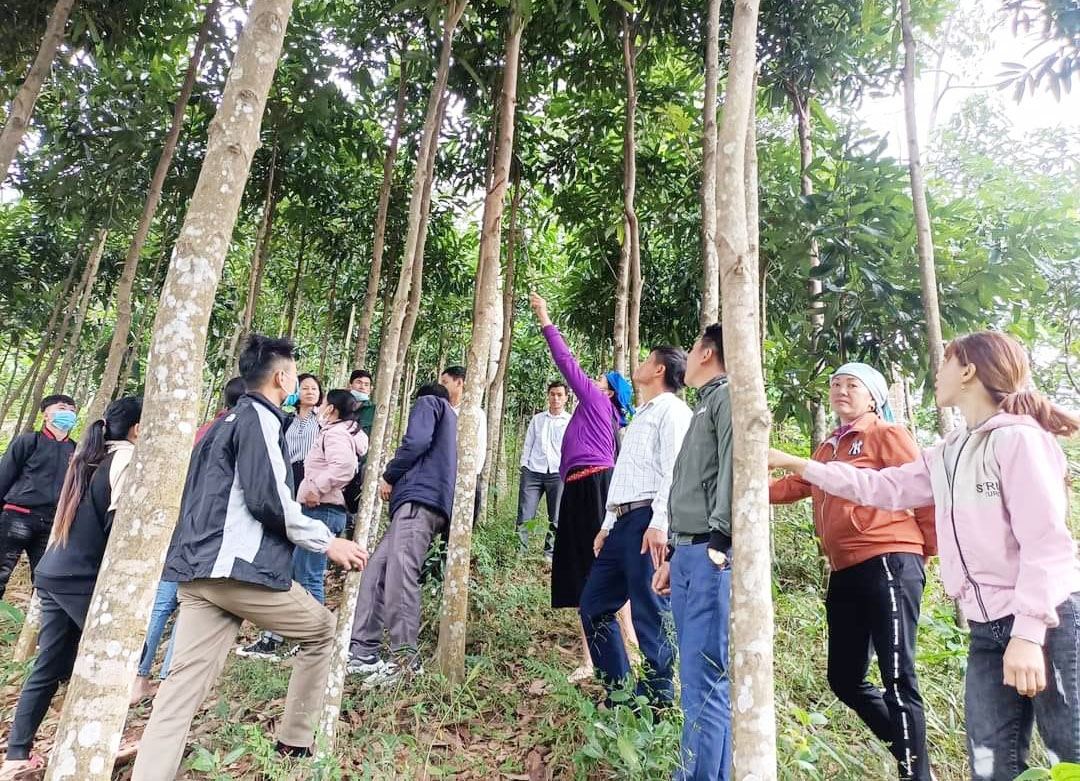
top-left (529, 293), bottom-right (637, 682)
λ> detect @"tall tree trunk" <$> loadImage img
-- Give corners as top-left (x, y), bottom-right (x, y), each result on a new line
top-left (435, 5), bottom-right (523, 684)
top-left (355, 51), bottom-right (409, 368)
top-left (317, 0), bottom-right (467, 751)
top-left (319, 263), bottom-right (338, 377)
top-left (791, 93), bottom-right (829, 450)
top-left (715, 1), bottom-right (776, 776)
top-left (86, 1), bottom-right (218, 424)
top-left (623, 14), bottom-right (641, 372)
top-left (0, 0), bottom-right (77, 181)
top-left (284, 215), bottom-right (306, 340)
top-left (116, 236), bottom-right (170, 396)
top-left (700, 0), bottom-right (722, 327)
top-left (51, 228), bottom-right (107, 393)
top-left (900, 0), bottom-right (951, 436)
top-left (481, 166), bottom-right (521, 522)
top-left (44, 4), bottom-right (293, 776)
top-left (338, 302), bottom-right (355, 386)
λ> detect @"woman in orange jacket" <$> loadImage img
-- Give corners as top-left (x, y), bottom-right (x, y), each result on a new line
top-left (771, 363), bottom-right (936, 781)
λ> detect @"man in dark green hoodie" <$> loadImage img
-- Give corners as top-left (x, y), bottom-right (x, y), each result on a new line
top-left (653, 323), bottom-right (733, 781)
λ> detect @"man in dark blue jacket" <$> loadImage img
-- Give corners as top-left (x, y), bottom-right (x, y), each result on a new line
top-left (346, 383), bottom-right (457, 687)
top-left (132, 335), bottom-right (368, 779)
top-left (0, 394), bottom-right (78, 599)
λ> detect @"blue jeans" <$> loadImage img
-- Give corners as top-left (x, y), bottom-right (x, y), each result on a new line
top-left (138, 580), bottom-right (179, 678)
top-left (291, 505), bottom-right (346, 604)
top-left (964, 592), bottom-right (1080, 780)
top-left (580, 507), bottom-right (675, 706)
top-left (670, 543), bottom-right (732, 781)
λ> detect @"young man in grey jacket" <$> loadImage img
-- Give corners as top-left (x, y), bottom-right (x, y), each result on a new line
top-left (133, 335), bottom-right (368, 780)
top-left (653, 323), bottom-right (734, 781)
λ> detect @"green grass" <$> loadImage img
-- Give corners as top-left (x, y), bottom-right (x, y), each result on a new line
top-left (3, 487), bottom-right (1078, 779)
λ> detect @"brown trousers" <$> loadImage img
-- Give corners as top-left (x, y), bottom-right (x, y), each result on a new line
top-left (131, 578), bottom-right (334, 780)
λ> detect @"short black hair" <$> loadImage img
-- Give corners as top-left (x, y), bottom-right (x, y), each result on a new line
top-left (349, 369), bottom-right (372, 383)
top-left (298, 373), bottom-right (323, 405)
top-left (222, 377), bottom-right (247, 409)
top-left (40, 394), bottom-right (76, 411)
top-left (441, 365), bottom-right (466, 381)
top-left (701, 323), bottom-right (725, 366)
top-left (416, 382), bottom-right (451, 401)
top-left (650, 346), bottom-right (687, 392)
top-left (547, 380), bottom-right (567, 392)
top-left (238, 334), bottom-right (295, 386)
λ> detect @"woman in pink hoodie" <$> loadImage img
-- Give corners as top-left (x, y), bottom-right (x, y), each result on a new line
top-left (770, 331), bottom-right (1080, 781)
top-left (293, 389), bottom-right (369, 604)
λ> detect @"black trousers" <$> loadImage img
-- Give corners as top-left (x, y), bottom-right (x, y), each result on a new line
top-left (5, 590), bottom-right (91, 760)
top-left (0, 508), bottom-right (53, 599)
top-left (826, 552), bottom-right (931, 781)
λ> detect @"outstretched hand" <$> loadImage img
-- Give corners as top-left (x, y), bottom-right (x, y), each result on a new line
top-left (529, 292), bottom-right (552, 327)
top-left (769, 448), bottom-right (808, 474)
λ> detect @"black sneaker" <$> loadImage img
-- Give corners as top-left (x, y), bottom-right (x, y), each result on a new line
top-left (275, 740), bottom-right (312, 758)
top-left (236, 637), bottom-right (283, 660)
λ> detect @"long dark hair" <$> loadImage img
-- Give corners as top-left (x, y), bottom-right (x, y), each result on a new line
top-left (53, 396), bottom-right (143, 546)
top-left (324, 389), bottom-right (359, 431)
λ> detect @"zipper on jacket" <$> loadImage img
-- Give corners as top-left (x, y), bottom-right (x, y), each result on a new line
top-left (944, 435), bottom-right (990, 621)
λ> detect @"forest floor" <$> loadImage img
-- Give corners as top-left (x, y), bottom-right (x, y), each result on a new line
top-left (0, 496), bottom-right (1068, 780)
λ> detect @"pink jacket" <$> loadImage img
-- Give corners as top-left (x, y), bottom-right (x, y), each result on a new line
top-left (297, 420), bottom-right (368, 508)
top-left (802, 413), bottom-right (1080, 645)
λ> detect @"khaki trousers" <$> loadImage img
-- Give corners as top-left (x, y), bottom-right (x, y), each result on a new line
top-left (131, 578), bottom-right (334, 780)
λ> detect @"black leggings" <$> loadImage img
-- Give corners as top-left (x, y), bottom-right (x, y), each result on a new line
top-left (826, 553), bottom-right (931, 781)
top-left (5, 590), bottom-right (91, 760)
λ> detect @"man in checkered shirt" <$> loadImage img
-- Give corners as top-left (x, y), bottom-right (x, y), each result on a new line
top-left (580, 346), bottom-right (692, 709)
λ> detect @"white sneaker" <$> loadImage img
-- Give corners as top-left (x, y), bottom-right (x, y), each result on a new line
top-left (361, 656), bottom-right (423, 690)
top-left (346, 655), bottom-right (387, 677)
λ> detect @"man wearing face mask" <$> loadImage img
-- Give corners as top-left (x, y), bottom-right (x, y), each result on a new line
top-left (0, 395), bottom-right (79, 600)
top-left (349, 370), bottom-right (375, 437)
top-left (133, 335), bottom-right (369, 777)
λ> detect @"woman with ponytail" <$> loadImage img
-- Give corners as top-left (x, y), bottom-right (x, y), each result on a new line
top-left (1, 397), bottom-right (142, 774)
top-left (770, 331), bottom-right (1080, 780)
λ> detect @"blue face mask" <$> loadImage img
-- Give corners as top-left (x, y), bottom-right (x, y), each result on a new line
top-left (283, 381), bottom-right (300, 409)
top-left (351, 390), bottom-right (369, 403)
top-left (50, 410), bottom-right (77, 432)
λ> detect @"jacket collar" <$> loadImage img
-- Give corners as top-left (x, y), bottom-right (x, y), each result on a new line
top-left (245, 392), bottom-right (286, 422)
top-left (698, 374), bottom-right (728, 398)
top-left (828, 412), bottom-right (880, 444)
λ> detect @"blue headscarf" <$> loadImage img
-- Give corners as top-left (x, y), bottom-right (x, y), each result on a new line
top-left (605, 371), bottom-right (636, 427)
top-left (831, 363), bottom-right (895, 422)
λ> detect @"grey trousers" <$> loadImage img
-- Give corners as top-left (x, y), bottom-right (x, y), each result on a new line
top-left (349, 502), bottom-right (446, 658)
top-left (515, 467), bottom-right (562, 555)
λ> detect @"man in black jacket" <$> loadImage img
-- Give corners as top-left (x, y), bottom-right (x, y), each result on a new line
top-left (345, 383), bottom-right (457, 687)
top-left (0, 394), bottom-right (78, 599)
top-left (132, 335), bottom-right (368, 780)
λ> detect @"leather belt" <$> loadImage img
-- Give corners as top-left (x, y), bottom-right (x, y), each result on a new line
top-left (614, 500), bottom-right (652, 518)
top-left (671, 532), bottom-right (710, 546)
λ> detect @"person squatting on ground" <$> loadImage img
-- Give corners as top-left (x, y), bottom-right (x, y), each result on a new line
top-left (132, 377), bottom-right (248, 704)
top-left (0, 395), bottom-right (78, 599)
top-left (346, 382), bottom-right (457, 688)
top-left (770, 362), bottom-right (937, 781)
top-left (652, 324), bottom-right (735, 781)
top-left (0, 396), bottom-right (142, 775)
top-left (131, 335), bottom-right (367, 780)
top-left (516, 380), bottom-right (570, 559)
top-left (769, 331), bottom-right (1080, 781)
top-left (531, 292), bottom-right (639, 683)
top-left (582, 345), bottom-right (692, 709)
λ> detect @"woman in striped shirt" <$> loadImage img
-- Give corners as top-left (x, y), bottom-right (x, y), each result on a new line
top-left (285, 373), bottom-right (322, 488)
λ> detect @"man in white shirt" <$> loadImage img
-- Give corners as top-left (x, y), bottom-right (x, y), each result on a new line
top-left (581, 346), bottom-right (692, 709)
top-left (516, 381), bottom-right (571, 559)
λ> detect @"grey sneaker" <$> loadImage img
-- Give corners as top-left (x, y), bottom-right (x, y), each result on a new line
top-left (346, 654), bottom-right (387, 677)
top-left (361, 654), bottom-right (422, 690)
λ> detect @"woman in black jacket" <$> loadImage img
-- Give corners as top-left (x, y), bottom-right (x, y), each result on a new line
top-left (0, 397), bottom-right (142, 774)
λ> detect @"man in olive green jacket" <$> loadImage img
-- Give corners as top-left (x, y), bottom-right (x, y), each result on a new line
top-left (653, 323), bottom-right (733, 781)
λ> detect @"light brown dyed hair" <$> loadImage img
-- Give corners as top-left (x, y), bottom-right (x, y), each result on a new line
top-left (945, 331), bottom-right (1079, 437)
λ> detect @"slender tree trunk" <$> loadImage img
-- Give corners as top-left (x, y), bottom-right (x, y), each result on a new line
top-left (623, 13), bottom-right (641, 372)
top-left (52, 228), bottom-right (107, 393)
top-left (86, 1), bottom-right (218, 424)
top-left (355, 51), bottom-right (409, 367)
top-left (319, 264), bottom-right (338, 377)
top-left (284, 216), bottom-right (307, 340)
top-left (338, 302), bottom-right (355, 386)
top-left (116, 236), bottom-right (170, 396)
top-left (435, 6), bottom-right (523, 683)
top-left (318, 0), bottom-right (467, 750)
top-left (44, 4), bottom-right (293, 776)
top-left (900, 0), bottom-right (951, 436)
top-left (700, 0), bottom-right (722, 327)
top-left (481, 167), bottom-right (521, 522)
top-left (791, 93), bottom-right (829, 449)
top-left (715, 1), bottom-right (776, 777)
top-left (0, 0), bottom-right (77, 181)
